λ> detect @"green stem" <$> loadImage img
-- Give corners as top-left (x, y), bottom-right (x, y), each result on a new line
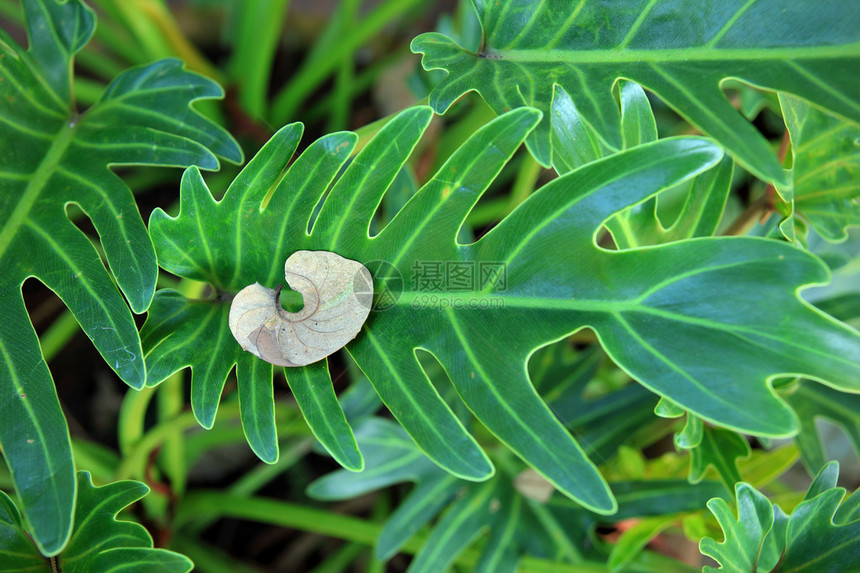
top-left (115, 401), bottom-right (304, 481)
top-left (115, 408), bottom-right (201, 481)
top-left (270, 0), bottom-right (425, 123)
top-left (309, 542), bottom-right (367, 573)
top-left (229, 438), bottom-right (312, 497)
top-left (117, 384), bottom-right (157, 458)
top-left (174, 492), bottom-right (611, 572)
top-left (229, 0), bottom-right (292, 117)
top-left (171, 533), bottom-right (259, 573)
top-left (505, 154), bottom-right (543, 215)
top-left (40, 310), bottom-right (81, 363)
top-left (305, 50), bottom-right (407, 125)
top-left (328, 44), bottom-right (356, 132)
top-left (157, 372), bottom-right (187, 495)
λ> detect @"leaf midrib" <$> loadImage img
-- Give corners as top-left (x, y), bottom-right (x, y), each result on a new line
top-left (0, 121), bottom-right (75, 261)
top-left (488, 44), bottom-right (860, 65)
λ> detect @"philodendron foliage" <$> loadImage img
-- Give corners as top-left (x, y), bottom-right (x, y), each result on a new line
top-left (141, 103), bottom-right (860, 517)
top-left (1, 0), bottom-right (859, 569)
top-left (412, 0), bottom-right (860, 185)
top-left (0, 0), bottom-right (240, 555)
top-left (0, 472), bottom-right (192, 572)
top-left (701, 462), bottom-right (860, 572)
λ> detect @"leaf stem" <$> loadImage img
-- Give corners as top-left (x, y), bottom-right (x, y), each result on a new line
top-left (174, 492), bottom-right (613, 572)
top-left (723, 130), bottom-right (791, 236)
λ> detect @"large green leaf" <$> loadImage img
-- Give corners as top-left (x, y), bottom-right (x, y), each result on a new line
top-left (411, 0), bottom-right (860, 184)
top-left (559, 81), bottom-right (734, 249)
top-left (778, 93), bottom-right (860, 243)
top-left (783, 381), bottom-right (860, 475)
top-left (308, 416), bottom-right (722, 570)
top-left (701, 462), bottom-right (860, 572)
top-left (0, 0), bottom-right (240, 555)
top-left (142, 104), bottom-right (860, 515)
top-left (0, 472), bottom-right (192, 572)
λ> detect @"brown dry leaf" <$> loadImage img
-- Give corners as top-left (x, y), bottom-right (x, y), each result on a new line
top-left (229, 250), bottom-right (373, 367)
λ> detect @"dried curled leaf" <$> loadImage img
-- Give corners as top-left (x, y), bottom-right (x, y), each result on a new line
top-left (229, 251), bottom-right (373, 367)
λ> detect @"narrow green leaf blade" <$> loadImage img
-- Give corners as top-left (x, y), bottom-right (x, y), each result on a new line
top-left (608, 514), bottom-right (677, 573)
top-left (408, 481), bottom-right (495, 573)
top-left (237, 354), bottom-right (277, 463)
top-left (376, 473), bottom-right (462, 560)
top-left (0, 290), bottom-right (75, 556)
top-left (286, 360), bottom-right (362, 471)
top-left (307, 418), bottom-right (440, 500)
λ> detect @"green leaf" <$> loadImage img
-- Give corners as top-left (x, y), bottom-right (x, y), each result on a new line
top-left (0, 492), bottom-right (44, 572)
top-left (702, 462), bottom-right (860, 573)
top-left (310, 414), bottom-right (726, 568)
top-left (0, 472), bottom-right (192, 572)
top-left (412, 0), bottom-right (860, 184)
top-left (307, 418), bottom-right (444, 501)
top-left (778, 93), bottom-right (860, 243)
top-left (376, 473), bottom-right (463, 560)
top-left (689, 426), bottom-right (750, 492)
top-left (409, 480), bottom-right (498, 573)
top-left (674, 413), bottom-right (704, 450)
top-left (700, 482), bottom-right (777, 573)
top-left (608, 514), bottom-right (677, 572)
top-left (0, 0), bottom-right (239, 555)
top-left (783, 380), bottom-right (860, 476)
top-left (144, 104), bottom-right (860, 515)
top-left (655, 397), bottom-right (685, 419)
top-left (552, 81), bottom-right (734, 249)
top-left (529, 341), bottom-right (661, 463)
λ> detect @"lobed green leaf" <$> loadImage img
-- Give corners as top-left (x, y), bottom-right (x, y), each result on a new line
top-left (412, 0), bottom-right (860, 184)
top-left (0, 0), bottom-right (239, 554)
top-left (144, 103), bottom-right (860, 518)
top-left (0, 472), bottom-right (192, 572)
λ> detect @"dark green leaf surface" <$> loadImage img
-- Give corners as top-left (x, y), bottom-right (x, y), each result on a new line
top-left (0, 491), bottom-right (44, 572)
top-left (783, 381), bottom-right (860, 476)
top-left (779, 94), bottom-right (860, 242)
top-left (551, 81), bottom-right (734, 248)
top-left (689, 426), bottom-right (750, 493)
top-left (144, 104), bottom-right (860, 514)
top-left (310, 417), bottom-right (728, 570)
top-left (700, 481), bottom-right (776, 573)
top-left (701, 462), bottom-right (860, 573)
top-left (0, 472), bottom-right (192, 572)
top-left (308, 418), bottom-right (536, 571)
top-left (0, 0), bottom-right (239, 555)
top-left (412, 0), bottom-right (860, 183)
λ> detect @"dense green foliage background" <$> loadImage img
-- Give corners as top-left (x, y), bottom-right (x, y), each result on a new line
top-left (1, 0), bottom-right (859, 571)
